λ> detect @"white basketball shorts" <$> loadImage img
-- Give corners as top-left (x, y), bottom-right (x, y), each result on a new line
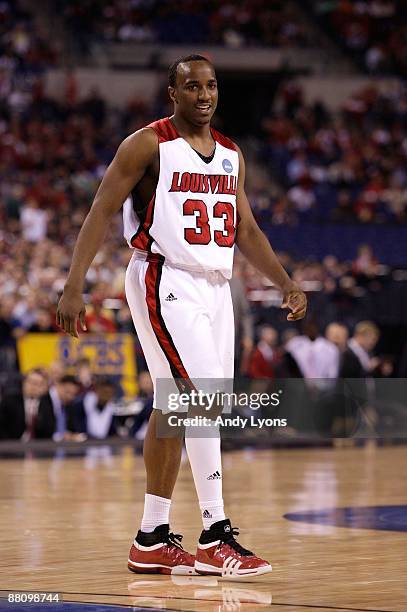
top-left (125, 251), bottom-right (234, 406)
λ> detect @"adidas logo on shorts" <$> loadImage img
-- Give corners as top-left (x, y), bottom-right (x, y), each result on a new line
top-left (165, 293), bottom-right (177, 301)
top-left (207, 470), bottom-right (221, 480)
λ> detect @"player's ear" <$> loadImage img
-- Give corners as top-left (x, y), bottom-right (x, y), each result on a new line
top-left (168, 86), bottom-right (178, 104)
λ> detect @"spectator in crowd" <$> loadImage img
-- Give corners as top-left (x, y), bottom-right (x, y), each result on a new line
top-left (352, 245), bottom-right (380, 278)
top-left (330, 190), bottom-right (356, 223)
top-left (116, 304), bottom-right (136, 334)
top-left (0, 368), bottom-right (53, 440)
top-left (287, 176), bottom-right (316, 215)
top-left (325, 322), bottom-right (349, 354)
top-left (76, 377), bottom-right (117, 439)
top-left (20, 199), bottom-right (48, 243)
top-left (0, 297), bottom-right (20, 371)
top-left (333, 321), bottom-right (381, 435)
top-left (340, 321), bottom-right (380, 378)
top-left (75, 357), bottom-right (94, 394)
top-left (85, 295), bottom-right (117, 333)
top-left (271, 329), bottom-right (304, 378)
top-left (28, 307), bottom-right (56, 333)
top-left (286, 320), bottom-right (340, 380)
top-left (49, 374), bottom-right (82, 441)
top-left (248, 325), bottom-right (278, 379)
top-left (47, 360), bottom-right (65, 386)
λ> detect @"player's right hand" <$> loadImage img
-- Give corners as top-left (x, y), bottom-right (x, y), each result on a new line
top-left (281, 286), bottom-right (307, 321)
top-left (56, 289), bottom-right (87, 338)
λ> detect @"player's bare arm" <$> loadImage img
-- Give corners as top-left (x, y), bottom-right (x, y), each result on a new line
top-left (235, 146), bottom-right (307, 321)
top-left (56, 128), bottom-right (158, 337)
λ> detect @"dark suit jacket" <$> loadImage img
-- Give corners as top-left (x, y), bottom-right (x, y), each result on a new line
top-left (338, 348), bottom-right (370, 413)
top-left (0, 393), bottom-right (56, 440)
top-left (339, 348), bottom-right (367, 378)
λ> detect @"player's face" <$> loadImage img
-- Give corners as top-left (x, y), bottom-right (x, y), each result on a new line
top-left (170, 61), bottom-right (218, 126)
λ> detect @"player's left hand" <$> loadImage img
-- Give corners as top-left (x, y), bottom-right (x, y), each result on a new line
top-left (281, 286), bottom-right (307, 321)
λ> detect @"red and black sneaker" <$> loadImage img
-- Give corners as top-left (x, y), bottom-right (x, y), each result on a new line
top-left (195, 519), bottom-right (272, 578)
top-left (128, 524), bottom-right (196, 575)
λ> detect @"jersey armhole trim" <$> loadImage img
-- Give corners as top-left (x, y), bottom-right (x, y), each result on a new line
top-left (146, 118), bottom-right (180, 143)
top-left (210, 128), bottom-right (237, 151)
top-left (130, 194), bottom-right (156, 251)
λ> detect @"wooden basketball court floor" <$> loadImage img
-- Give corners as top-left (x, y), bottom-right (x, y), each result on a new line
top-left (0, 444), bottom-right (406, 612)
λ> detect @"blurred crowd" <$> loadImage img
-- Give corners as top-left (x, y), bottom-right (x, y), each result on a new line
top-left (2, 309), bottom-right (405, 442)
top-left (232, 250), bottom-right (407, 382)
top-left (1, 1), bottom-right (407, 443)
top-left (2, 0), bottom-right (406, 75)
top-left (247, 319), bottom-right (383, 378)
top-left (312, 0), bottom-right (406, 75)
top-left (60, 0), bottom-right (312, 49)
top-left (55, 0), bottom-right (407, 77)
top-left (0, 362), bottom-right (154, 442)
top-left (0, 1), bottom-right (58, 84)
top-left (1, 52), bottom-right (407, 405)
top-left (1, 16), bottom-right (152, 368)
top-left (258, 81), bottom-right (407, 225)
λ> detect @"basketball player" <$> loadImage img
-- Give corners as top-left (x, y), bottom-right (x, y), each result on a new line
top-left (57, 55), bottom-right (307, 578)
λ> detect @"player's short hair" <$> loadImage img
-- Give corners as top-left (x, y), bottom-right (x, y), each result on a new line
top-left (168, 54), bottom-right (213, 88)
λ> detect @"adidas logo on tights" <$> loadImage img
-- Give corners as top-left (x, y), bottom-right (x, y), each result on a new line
top-left (207, 470), bottom-right (221, 480)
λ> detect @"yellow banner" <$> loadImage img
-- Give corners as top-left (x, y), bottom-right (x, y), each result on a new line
top-left (17, 333), bottom-right (137, 397)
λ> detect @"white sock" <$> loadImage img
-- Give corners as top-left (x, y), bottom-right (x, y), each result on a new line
top-left (140, 493), bottom-right (171, 533)
top-left (185, 425), bottom-right (226, 530)
top-left (199, 499), bottom-right (226, 530)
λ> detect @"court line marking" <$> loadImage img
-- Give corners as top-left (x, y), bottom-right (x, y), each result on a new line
top-left (64, 602), bottom-right (180, 611)
top-left (0, 590), bottom-right (400, 612)
top-left (269, 604), bottom-right (399, 612)
top-left (62, 599), bottom-right (402, 612)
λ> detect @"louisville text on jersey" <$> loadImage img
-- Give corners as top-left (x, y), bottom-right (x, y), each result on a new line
top-left (169, 172), bottom-right (237, 196)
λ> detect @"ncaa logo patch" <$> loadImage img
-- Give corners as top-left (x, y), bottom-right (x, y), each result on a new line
top-left (222, 159), bottom-right (233, 173)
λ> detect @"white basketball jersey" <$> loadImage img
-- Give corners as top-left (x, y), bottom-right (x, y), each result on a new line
top-left (123, 117), bottom-right (239, 279)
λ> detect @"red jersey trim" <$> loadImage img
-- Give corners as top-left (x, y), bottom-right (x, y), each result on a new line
top-left (146, 118), bottom-right (179, 143)
top-left (145, 257), bottom-right (196, 395)
top-left (147, 118), bottom-right (236, 151)
top-left (130, 194), bottom-right (156, 251)
top-left (210, 128), bottom-right (237, 151)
